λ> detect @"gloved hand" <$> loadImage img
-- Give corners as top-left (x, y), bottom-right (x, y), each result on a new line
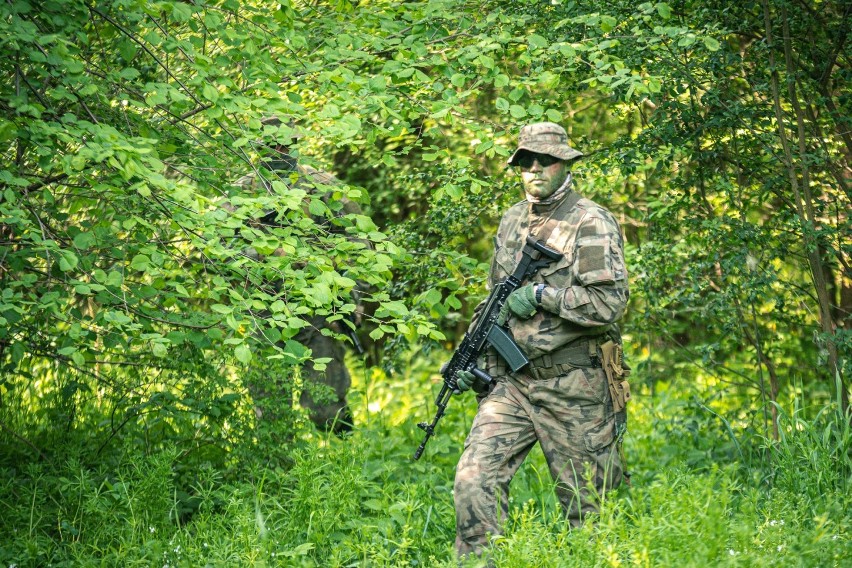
top-left (441, 362), bottom-right (476, 394)
top-left (455, 369), bottom-right (476, 393)
top-left (504, 283), bottom-right (542, 320)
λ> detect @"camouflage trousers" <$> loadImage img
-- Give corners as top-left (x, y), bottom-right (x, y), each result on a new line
top-left (247, 315), bottom-right (353, 434)
top-left (296, 322), bottom-right (353, 433)
top-left (454, 365), bottom-right (622, 557)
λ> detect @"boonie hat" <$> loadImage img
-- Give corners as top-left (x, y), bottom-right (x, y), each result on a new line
top-left (507, 122), bottom-right (583, 166)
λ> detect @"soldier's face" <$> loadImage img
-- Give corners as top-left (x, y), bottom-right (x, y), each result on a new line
top-left (518, 152), bottom-right (568, 200)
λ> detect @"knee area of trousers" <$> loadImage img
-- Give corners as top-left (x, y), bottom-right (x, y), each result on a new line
top-left (454, 462), bottom-right (486, 494)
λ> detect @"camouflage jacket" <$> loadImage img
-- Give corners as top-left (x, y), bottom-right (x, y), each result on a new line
top-left (488, 189), bottom-right (629, 360)
top-left (229, 159), bottom-right (369, 330)
top-left (232, 160), bottom-right (362, 224)
top-left (225, 160), bottom-right (364, 260)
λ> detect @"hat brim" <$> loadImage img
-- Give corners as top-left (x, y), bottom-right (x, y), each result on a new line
top-left (507, 143), bottom-right (583, 166)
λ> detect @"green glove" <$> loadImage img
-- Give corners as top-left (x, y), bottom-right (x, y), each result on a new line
top-left (496, 302), bottom-right (511, 326)
top-left (505, 283), bottom-right (541, 320)
top-left (455, 370), bottom-right (476, 392)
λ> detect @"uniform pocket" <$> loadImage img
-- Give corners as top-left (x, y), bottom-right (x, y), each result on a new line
top-left (528, 368), bottom-right (608, 410)
top-left (573, 367), bottom-right (609, 406)
top-left (583, 418), bottom-right (616, 453)
top-left (539, 253), bottom-right (574, 288)
top-left (576, 235), bottom-right (615, 285)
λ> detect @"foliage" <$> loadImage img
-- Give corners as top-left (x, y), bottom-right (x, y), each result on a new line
top-left (1, 364), bottom-right (849, 567)
top-left (0, 0), bottom-right (850, 565)
top-left (0, 0), bottom-right (449, 459)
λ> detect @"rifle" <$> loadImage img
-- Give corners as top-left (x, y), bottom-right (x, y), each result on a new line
top-left (413, 235), bottom-right (562, 460)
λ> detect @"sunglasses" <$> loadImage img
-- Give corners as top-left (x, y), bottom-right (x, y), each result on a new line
top-left (515, 153), bottom-right (561, 169)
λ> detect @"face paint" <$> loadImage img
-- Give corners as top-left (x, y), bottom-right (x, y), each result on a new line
top-left (518, 152), bottom-right (568, 201)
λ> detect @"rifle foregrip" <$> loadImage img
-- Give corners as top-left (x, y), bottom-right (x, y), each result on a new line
top-left (471, 367), bottom-right (492, 384)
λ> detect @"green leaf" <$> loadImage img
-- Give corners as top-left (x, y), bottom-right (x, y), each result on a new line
top-left (152, 342), bottom-right (168, 358)
top-left (336, 114), bottom-right (362, 139)
top-left (600, 16), bottom-right (618, 32)
top-left (421, 288), bottom-right (443, 307)
top-left (308, 199), bottom-right (327, 217)
top-left (450, 73), bottom-right (466, 88)
top-left (377, 300), bottom-right (409, 317)
top-left (118, 41), bottom-right (137, 62)
top-left (59, 251), bottom-right (78, 272)
top-left (678, 35), bottom-right (696, 48)
top-left (72, 232), bottom-right (94, 250)
top-left (130, 254), bottom-right (150, 271)
top-left (474, 140), bottom-right (493, 154)
top-left (307, 284), bottom-right (332, 306)
top-left (171, 2), bottom-right (193, 22)
top-left (703, 37), bottom-right (721, 52)
top-left (74, 284), bottom-right (92, 295)
top-left (545, 109), bottom-right (563, 122)
top-left (235, 343), bottom-right (252, 364)
top-left (211, 304), bottom-right (232, 314)
top-left (509, 105), bottom-right (527, 119)
top-left (202, 84), bottom-right (219, 103)
top-left (656, 3), bottom-right (672, 19)
top-left (528, 34), bottom-right (548, 49)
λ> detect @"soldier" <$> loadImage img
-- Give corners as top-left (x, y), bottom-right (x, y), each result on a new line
top-left (452, 122), bottom-right (630, 558)
top-left (232, 116), bottom-right (361, 434)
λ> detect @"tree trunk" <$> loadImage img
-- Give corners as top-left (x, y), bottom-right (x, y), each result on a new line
top-left (762, 0), bottom-right (849, 412)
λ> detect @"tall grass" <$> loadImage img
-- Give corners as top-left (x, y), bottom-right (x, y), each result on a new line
top-left (1, 362), bottom-right (850, 566)
top-left (769, 398), bottom-right (852, 505)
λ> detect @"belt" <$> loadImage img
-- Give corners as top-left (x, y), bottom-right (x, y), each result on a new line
top-left (525, 336), bottom-right (602, 380)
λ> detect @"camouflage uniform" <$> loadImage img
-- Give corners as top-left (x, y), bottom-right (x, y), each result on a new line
top-left (454, 123), bottom-right (629, 556)
top-left (234, 158), bottom-right (359, 433)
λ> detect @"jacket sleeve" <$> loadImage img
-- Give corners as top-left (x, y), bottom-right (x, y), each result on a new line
top-left (538, 210), bottom-right (629, 327)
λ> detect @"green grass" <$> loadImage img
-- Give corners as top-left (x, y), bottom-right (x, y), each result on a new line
top-left (1, 362), bottom-right (850, 567)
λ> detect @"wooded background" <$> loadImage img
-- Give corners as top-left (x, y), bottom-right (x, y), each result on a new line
top-left (1, 1), bottom-right (849, 565)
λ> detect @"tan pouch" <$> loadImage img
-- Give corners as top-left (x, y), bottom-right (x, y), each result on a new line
top-left (600, 340), bottom-right (631, 413)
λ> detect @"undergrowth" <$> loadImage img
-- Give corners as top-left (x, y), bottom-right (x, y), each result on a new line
top-left (0, 360), bottom-right (849, 567)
